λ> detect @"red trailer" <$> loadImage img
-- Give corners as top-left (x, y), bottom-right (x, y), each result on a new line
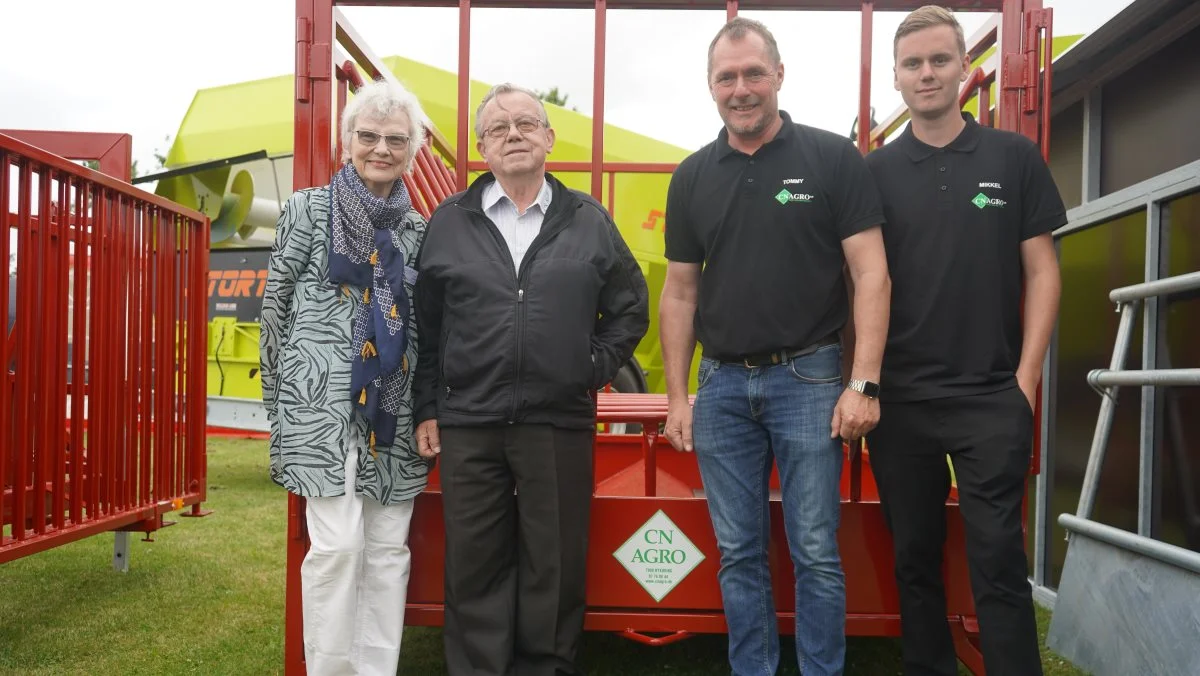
top-left (285, 2), bottom-right (1056, 673)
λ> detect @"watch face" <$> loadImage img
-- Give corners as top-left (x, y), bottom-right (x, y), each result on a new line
top-left (863, 381), bottom-right (881, 398)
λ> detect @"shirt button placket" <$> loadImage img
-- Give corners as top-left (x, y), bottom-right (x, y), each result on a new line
top-left (937, 153), bottom-right (953, 207)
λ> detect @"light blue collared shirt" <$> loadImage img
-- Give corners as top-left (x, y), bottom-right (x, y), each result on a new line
top-left (482, 178), bottom-right (553, 274)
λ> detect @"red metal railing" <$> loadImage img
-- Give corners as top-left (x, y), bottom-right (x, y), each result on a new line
top-left (1, 132), bottom-right (210, 564)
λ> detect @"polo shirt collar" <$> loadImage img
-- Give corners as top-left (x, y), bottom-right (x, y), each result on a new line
top-left (717, 110), bottom-right (796, 160)
top-left (899, 111), bottom-right (981, 162)
top-left (482, 176), bottom-right (552, 214)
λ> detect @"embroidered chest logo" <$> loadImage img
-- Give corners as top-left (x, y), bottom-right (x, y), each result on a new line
top-left (972, 192), bottom-right (1006, 209)
top-left (775, 188), bottom-right (814, 205)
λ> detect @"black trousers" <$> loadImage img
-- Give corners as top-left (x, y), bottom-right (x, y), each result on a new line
top-left (439, 424), bottom-right (595, 676)
top-left (866, 386), bottom-right (1042, 676)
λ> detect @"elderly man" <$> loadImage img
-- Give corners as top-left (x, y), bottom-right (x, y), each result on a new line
top-left (413, 83), bottom-right (650, 676)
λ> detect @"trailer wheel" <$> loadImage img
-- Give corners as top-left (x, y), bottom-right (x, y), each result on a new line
top-left (605, 359), bottom-right (646, 434)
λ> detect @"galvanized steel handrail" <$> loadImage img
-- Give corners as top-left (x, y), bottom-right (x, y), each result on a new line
top-left (1088, 369), bottom-right (1200, 388)
top-left (1074, 269), bottom-right (1200, 524)
top-left (1058, 514), bottom-right (1200, 576)
top-left (1109, 270), bottom-right (1200, 304)
top-left (1, 131), bottom-right (210, 564)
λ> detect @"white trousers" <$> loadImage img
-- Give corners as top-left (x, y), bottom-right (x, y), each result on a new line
top-left (302, 449), bottom-right (415, 676)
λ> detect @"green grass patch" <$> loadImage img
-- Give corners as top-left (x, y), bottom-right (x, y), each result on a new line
top-left (0, 438), bottom-right (1087, 675)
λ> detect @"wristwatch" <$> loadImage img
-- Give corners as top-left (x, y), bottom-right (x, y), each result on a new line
top-left (847, 379), bottom-right (881, 399)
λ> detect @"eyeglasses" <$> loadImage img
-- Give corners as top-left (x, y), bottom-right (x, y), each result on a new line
top-left (711, 69), bottom-right (776, 90)
top-left (353, 129), bottom-right (410, 150)
top-left (482, 116), bottom-right (545, 140)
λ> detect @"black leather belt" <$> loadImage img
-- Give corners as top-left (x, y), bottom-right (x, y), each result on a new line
top-left (726, 333), bottom-right (840, 368)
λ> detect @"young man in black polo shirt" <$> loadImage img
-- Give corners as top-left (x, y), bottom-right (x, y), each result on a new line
top-left (660, 17), bottom-right (891, 676)
top-left (864, 6), bottom-right (1065, 676)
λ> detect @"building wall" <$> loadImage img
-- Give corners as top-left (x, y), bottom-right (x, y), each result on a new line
top-left (1048, 101), bottom-right (1084, 210)
top-left (1100, 23), bottom-right (1200, 195)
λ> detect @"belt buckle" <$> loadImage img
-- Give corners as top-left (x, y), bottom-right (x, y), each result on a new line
top-left (743, 351), bottom-right (784, 368)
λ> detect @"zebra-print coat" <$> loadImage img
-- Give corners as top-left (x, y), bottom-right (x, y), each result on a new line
top-left (259, 186), bottom-right (429, 505)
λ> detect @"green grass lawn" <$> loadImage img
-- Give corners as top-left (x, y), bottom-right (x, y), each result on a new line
top-left (0, 438), bottom-right (1088, 675)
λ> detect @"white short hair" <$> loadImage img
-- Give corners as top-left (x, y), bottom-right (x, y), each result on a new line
top-left (340, 79), bottom-right (428, 173)
top-left (473, 83), bottom-right (550, 140)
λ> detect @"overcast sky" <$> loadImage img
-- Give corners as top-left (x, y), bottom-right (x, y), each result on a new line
top-left (1, 0), bottom-right (1132, 173)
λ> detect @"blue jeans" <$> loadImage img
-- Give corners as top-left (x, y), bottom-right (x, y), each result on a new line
top-left (692, 344), bottom-right (846, 676)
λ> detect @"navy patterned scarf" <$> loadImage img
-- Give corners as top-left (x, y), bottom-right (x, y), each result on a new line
top-left (327, 162), bottom-right (414, 454)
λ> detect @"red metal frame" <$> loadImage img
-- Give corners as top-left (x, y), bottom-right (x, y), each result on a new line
top-left (287, 2), bottom-right (1056, 674)
top-left (0, 130), bottom-right (133, 182)
top-left (1, 131), bottom-right (210, 563)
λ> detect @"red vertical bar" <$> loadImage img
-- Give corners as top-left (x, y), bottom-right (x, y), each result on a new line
top-left (316, 0), bottom-right (335, 185)
top-left (1039, 8), bottom-right (1053, 161)
top-left (591, 0), bottom-right (607, 201)
top-left (979, 80), bottom-right (992, 127)
top-left (33, 167), bottom-right (52, 535)
top-left (606, 171), bottom-right (615, 215)
top-left (857, 2), bottom-right (874, 156)
top-left (456, 0), bottom-right (471, 192)
top-left (643, 431), bottom-right (657, 497)
top-left (998, 0), bottom-right (1024, 134)
top-left (12, 160), bottom-right (32, 540)
top-left (105, 190), bottom-right (118, 515)
top-left (129, 201), bottom-right (141, 508)
top-left (336, 76), bottom-right (348, 166)
top-left (182, 215), bottom-right (193, 500)
top-left (170, 214), bottom-right (183, 498)
top-left (85, 183), bottom-right (102, 520)
top-left (69, 178), bottom-right (87, 526)
top-left (1018, 4), bottom-right (1039, 142)
top-left (122, 197), bottom-right (135, 511)
top-left (726, 0), bottom-right (737, 21)
top-left (0, 152), bottom-right (9, 539)
top-left (285, 493), bottom-right (308, 676)
top-left (174, 212), bottom-right (185, 500)
top-left (192, 214), bottom-right (209, 504)
top-left (295, 5), bottom-right (315, 191)
top-left (186, 215), bottom-right (198, 499)
top-left (182, 215), bottom-right (194, 500)
top-left (51, 172), bottom-right (69, 531)
top-left (109, 194), bottom-right (123, 512)
top-left (140, 205), bottom-right (153, 507)
top-left (157, 214), bottom-right (172, 504)
top-left (123, 199), bottom-right (139, 510)
top-left (133, 201), bottom-right (143, 508)
top-left (99, 191), bottom-right (112, 514)
top-left (168, 211), bottom-right (178, 501)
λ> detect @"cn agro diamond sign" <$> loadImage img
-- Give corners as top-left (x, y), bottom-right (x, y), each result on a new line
top-left (613, 510), bottom-right (705, 602)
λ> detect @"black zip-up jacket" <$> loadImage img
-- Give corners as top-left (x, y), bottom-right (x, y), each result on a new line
top-left (413, 172), bottom-right (650, 430)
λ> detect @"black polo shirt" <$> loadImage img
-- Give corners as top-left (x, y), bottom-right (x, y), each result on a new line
top-left (864, 112), bottom-right (1067, 402)
top-left (664, 110), bottom-right (884, 360)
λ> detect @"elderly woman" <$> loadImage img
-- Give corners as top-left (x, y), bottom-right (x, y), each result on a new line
top-left (259, 78), bottom-right (429, 676)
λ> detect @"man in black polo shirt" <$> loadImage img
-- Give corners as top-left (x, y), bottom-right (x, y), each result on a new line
top-left (864, 7), bottom-right (1065, 676)
top-left (659, 17), bottom-right (891, 676)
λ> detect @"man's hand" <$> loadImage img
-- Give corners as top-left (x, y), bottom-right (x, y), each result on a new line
top-left (664, 399), bottom-right (694, 452)
top-left (416, 419), bottom-right (441, 459)
top-left (830, 388), bottom-right (880, 440)
top-left (1017, 373), bottom-right (1038, 412)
